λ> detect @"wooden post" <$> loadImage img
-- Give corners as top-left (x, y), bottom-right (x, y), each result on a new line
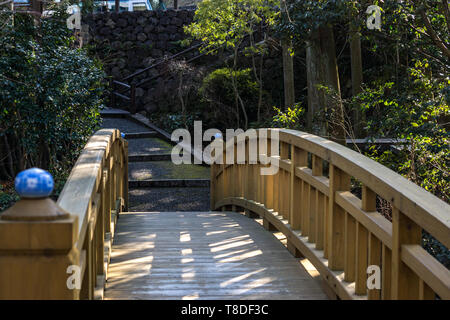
top-left (290, 146), bottom-right (307, 230)
top-left (363, 186), bottom-right (381, 299)
top-left (115, 0), bottom-right (119, 12)
top-left (327, 165), bottom-right (350, 270)
top-left (123, 139), bottom-right (129, 212)
top-left (210, 162), bottom-right (217, 211)
top-left (391, 207), bottom-right (421, 299)
top-left (0, 169), bottom-right (79, 299)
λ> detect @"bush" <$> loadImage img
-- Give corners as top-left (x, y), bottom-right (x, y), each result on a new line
top-left (0, 10), bottom-right (106, 181)
top-left (199, 67), bottom-right (262, 129)
top-left (271, 103), bottom-right (306, 131)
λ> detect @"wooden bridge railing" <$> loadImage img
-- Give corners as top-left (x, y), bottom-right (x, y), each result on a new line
top-left (210, 128), bottom-right (450, 300)
top-left (0, 129), bottom-right (128, 299)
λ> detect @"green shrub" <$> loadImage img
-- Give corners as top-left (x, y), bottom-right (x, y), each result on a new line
top-left (271, 103), bottom-right (306, 131)
top-left (0, 10), bottom-right (106, 181)
top-left (199, 67), bottom-right (261, 129)
top-left (0, 184), bottom-right (18, 212)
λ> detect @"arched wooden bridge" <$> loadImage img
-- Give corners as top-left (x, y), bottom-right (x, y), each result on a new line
top-left (0, 120), bottom-right (449, 300)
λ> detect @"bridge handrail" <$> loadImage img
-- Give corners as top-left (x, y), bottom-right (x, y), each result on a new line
top-left (56, 128), bottom-right (128, 299)
top-left (210, 128), bottom-right (450, 300)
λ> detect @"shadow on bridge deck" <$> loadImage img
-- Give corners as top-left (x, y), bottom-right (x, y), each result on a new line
top-left (104, 211), bottom-right (328, 300)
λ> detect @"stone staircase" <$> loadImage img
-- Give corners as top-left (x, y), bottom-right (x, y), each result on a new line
top-left (100, 108), bottom-right (210, 212)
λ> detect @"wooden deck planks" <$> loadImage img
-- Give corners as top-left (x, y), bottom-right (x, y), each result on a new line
top-left (104, 211), bottom-right (328, 300)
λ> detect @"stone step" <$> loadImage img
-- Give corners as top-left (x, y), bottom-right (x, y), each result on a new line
top-left (128, 187), bottom-right (210, 212)
top-left (101, 117), bottom-right (150, 133)
top-left (129, 161), bottom-right (209, 181)
top-left (128, 153), bottom-right (174, 162)
top-left (126, 137), bottom-right (173, 155)
top-left (99, 108), bottom-right (130, 118)
top-left (129, 179), bottom-right (210, 188)
top-left (124, 131), bottom-right (157, 139)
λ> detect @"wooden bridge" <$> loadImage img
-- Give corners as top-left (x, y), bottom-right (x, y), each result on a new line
top-left (0, 113), bottom-right (449, 300)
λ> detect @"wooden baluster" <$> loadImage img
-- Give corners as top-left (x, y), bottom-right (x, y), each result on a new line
top-left (210, 155), bottom-right (217, 211)
top-left (381, 245), bottom-right (392, 299)
top-left (290, 146), bottom-right (307, 230)
top-left (315, 191), bottom-right (326, 250)
top-left (265, 138), bottom-right (274, 209)
top-left (116, 139), bottom-right (123, 212)
top-left (222, 148), bottom-right (227, 201)
top-left (104, 168), bottom-right (111, 233)
top-left (355, 222), bottom-right (369, 295)
top-left (344, 212), bottom-right (356, 283)
top-left (123, 139), bottom-right (129, 211)
top-left (361, 185), bottom-right (381, 299)
top-left (232, 136), bottom-right (237, 198)
top-left (308, 186), bottom-right (316, 243)
top-left (108, 153), bottom-right (115, 232)
top-left (256, 136), bottom-right (262, 204)
top-left (252, 137), bottom-right (259, 201)
top-left (392, 207), bottom-right (421, 299)
top-left (280, 142), bottom-right (289, 219)
top-left (324, 196), bottom-right (329, 258)
top-left (273, 151), bottom-right (280, 215)
top-left (327, 165), bottom-right (350, 270)
top-left (94, 193), bottom-right (104, 288)
top-left (114, 139), bottom-right (121, 213)
top-left (419, 279), bottom-right (435, 300)
top-left (301, 182), bottom-right (310, 237)
top-left (309, 155), bottom-right (322, 244)
top-left (368, 233), bottom-right (382, 299)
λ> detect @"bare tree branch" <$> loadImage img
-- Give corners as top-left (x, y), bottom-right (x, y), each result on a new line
top-left (418, 7), bottom-right (450, 59)
top-left (440, 0), bottom-right (450, 33)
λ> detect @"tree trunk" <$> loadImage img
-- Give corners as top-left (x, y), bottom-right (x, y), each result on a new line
top-left (350, 22), bottom-right (364, 136)
top-left (282, 40), bottom-right (295, 110)
top-left (306, 26), bottom-right (345, 143)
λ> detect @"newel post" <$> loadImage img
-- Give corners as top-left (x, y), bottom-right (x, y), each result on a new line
top-left (0, 168), bottom-right (79, 299)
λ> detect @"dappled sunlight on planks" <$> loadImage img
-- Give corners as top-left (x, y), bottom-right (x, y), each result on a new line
top-left (105, 211), bottom-right (328, 300)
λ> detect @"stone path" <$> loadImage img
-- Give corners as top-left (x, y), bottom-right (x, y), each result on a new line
top-left (100, 110), bottom-right (210, 212)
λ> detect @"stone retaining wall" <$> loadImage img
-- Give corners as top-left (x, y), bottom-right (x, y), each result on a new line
top-left (83, 9), bottom-right (195, 80)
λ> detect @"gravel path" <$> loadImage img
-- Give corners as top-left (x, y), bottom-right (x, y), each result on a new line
top-left (128, 187), bottom-right (210, 212)
top-left (129, 161), bottom-right (210, 180)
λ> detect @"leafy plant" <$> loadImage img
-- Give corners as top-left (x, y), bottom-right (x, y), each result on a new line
top-left (0, 9), bottom-right (106, 181)
top-left (272, 103), bottom-right (306, 131)
top-left (199, 67), bottom-right (262, 129)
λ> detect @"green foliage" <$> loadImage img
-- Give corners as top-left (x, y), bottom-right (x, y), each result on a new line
top-left (199, 68), bottom-right (261, 128)
top-left (346, 62), bottom-right (449, 267)
top-left (277, 0), bottom-right (354, 43)
top-left (0, 9), bottom-right (106, 181)
top-left (0, 184), bottom-right (18, 212)
top-left (185, 0), bottom-right (279, 54)
top-left (271, 104), bottom-right (306, 131)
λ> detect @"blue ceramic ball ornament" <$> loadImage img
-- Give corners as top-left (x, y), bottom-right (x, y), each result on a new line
top-left (121, 132), bottom-right (126, 139)
top-left (14, 168), bottom-right (54, 198)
